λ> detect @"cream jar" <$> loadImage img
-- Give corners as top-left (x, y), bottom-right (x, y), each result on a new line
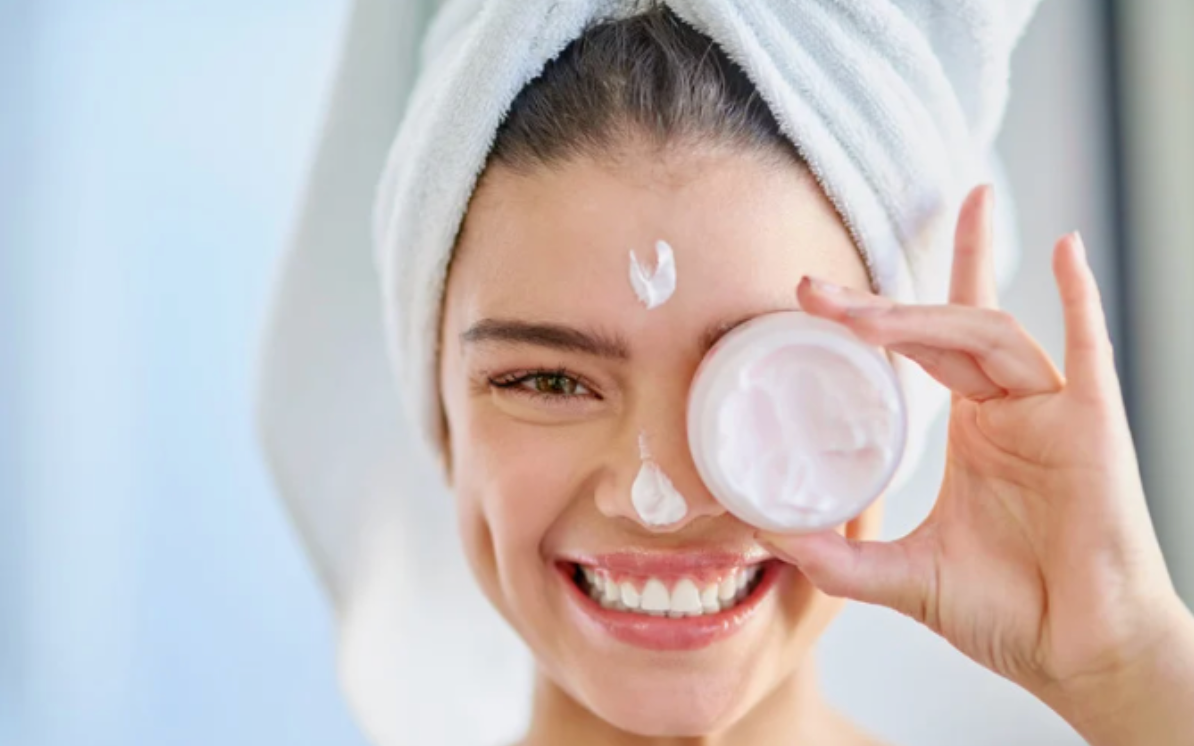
top-left (687, 312), bottom-right (907, 533)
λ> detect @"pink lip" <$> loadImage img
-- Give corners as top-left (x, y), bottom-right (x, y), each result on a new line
top-left (557, 558), bottom-right (787, 652)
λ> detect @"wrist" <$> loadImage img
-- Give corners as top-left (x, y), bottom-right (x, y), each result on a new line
top-left (1040, 599), bottom-right (1194, 746)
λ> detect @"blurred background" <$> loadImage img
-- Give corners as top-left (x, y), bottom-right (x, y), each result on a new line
top-left (1, 1), bottom-right (1191, 745)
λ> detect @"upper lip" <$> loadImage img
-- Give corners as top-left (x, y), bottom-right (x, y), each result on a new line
top-left (562, 548), bottom-right (772, 577)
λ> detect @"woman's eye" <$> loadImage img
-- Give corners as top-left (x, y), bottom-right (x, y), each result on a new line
top-left (491, 370), bottom-right (595, 400)
top-left (532, 372), bottom-right (587, 396)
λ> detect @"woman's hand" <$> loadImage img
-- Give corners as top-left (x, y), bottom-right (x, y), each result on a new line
top-left (761, 184), bottom-right (1194, 745)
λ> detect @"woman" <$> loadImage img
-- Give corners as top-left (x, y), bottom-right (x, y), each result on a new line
top-left (260, 2), bottom-right (1194, 743)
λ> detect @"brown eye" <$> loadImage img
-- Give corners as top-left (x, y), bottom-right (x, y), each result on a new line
top-left (489, 368), bottom-right (597, 403)
top-left (528, 373), bottom-right (587, 396)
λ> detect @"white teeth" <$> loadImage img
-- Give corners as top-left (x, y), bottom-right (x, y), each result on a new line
top-left (700, 583), bottom-right (720, 614)
top-left (718, 575), bottom-right (737, 602)
top-left (601, 578), bottom-right (620, 607)
top-left (671, 579), bottom-right (703, 616)
top-left (620, 581), bottom-right (641, 610)
top-left (594, 574), bottom-right (614, 608)
top-left (641, 579), bottom-right (670, 614)
top-left (581, 566), bottom-right (763, 617)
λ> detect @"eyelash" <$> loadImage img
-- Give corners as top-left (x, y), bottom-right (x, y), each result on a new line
top-left (488, 368), bottom-right (601, 404)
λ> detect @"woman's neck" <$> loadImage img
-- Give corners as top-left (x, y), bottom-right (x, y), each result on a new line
top-left (519, 658), bottom-right (880, 746)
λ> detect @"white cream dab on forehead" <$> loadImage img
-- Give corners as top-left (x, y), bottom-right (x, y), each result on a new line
top-left (629, 240), bottom-right (676, 310)
top-left (631, 431), bottom-right (688, 526)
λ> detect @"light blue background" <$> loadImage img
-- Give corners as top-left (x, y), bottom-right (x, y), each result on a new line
top-left (1, 2), bottom-right (369, 744)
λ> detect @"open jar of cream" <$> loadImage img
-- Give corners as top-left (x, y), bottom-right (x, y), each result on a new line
top-left (687, 311), bottom-right (907, 533)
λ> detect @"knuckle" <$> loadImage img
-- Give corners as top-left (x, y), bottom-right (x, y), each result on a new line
top-left (989, 309), bottom-right (1021, 334)
top-left (978, 309), bottom-right (1022, 354)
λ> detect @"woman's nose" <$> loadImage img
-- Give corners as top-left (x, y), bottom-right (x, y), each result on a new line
top-left (593, 427), bottom-right (726, 532)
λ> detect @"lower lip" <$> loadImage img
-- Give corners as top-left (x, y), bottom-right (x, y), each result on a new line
top-left (558, 560), bottom-right (786, 652)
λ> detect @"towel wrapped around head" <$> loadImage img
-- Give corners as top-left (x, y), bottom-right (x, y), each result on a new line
top-left (256, 0), bottom-right (1039, 742)
top-left (374, 0), bottom-right (1038, 483)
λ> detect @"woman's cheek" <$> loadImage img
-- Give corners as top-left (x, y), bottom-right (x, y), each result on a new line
top-left (453, 409), bottom-right (590, 631)
top-left (468, 412), bottom-right (585, 547)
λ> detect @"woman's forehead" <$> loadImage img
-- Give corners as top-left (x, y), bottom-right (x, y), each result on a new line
top-left (448, 153), bottom-right (868, 332)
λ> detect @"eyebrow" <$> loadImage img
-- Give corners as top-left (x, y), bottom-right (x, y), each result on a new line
top-left (461, 319), bottom-right (632, 359)
top-left (460, 312), bottom-right (768, 361)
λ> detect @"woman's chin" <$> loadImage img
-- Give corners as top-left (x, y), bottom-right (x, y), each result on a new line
top-left (575, 672), bottom-right (752, 738)
top-left (549, 607), bottom-right (789, 738)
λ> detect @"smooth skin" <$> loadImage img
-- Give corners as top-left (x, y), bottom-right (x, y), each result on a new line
top-left (766, 184), bottom-right (1194, 745)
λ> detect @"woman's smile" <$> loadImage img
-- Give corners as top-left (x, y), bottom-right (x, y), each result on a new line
top-left (557, 551), bottom-right (789, 651)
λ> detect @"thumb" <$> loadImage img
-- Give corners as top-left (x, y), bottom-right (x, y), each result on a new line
top-left (758, 529), bottom-right (939, 624)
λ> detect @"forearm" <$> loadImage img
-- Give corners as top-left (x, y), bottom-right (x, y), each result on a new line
top-left (1045, 602), bottom-right (1194, 746)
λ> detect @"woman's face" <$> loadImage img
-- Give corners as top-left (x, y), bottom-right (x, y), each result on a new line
top-left (439, 146), bottom-right (879, 736)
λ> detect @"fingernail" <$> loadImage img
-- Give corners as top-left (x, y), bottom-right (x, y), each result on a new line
top-left (1071, 231), bottom-right (1087, 264)
top-left (808, 276), bottom-right (842, 293)
top-left (803, 276), bottom-right (892, 315)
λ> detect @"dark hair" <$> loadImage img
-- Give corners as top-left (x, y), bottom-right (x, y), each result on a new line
top-left (487, 1), bottom-right (803, 173)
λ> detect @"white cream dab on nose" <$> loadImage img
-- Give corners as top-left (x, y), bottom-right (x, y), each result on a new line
top-left (629, 240), bottom-right (676, 310)
top-left (631, 432), bottom-right (688, 526)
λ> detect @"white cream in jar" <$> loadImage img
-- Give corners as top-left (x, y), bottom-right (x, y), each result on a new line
top-left (687, 312), bottom-right (907, 533)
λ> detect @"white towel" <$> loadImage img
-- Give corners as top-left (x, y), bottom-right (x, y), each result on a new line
top-left (373, 0), bottom-right (1037, 481)
top-left (257, 1), bottom-right (1039, 742)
